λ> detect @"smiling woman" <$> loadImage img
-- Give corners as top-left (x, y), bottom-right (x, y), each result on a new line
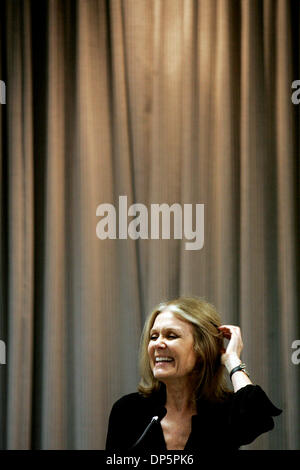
top-left (106, 297), bottom-right (282, 452)
top-left (139, 298), bottom-right (230, 403)
top-left (149, 314), bottom-right (196, 372)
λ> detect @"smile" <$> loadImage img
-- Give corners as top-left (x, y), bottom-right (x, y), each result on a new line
top-left (155, 357), bottom-right (174, 363)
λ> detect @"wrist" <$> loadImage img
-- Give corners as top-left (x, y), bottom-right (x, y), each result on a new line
top-left (223, 353), bottom-right (242, 373)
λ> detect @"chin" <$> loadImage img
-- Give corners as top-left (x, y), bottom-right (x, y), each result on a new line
top-left (153, 370), bottom-right (174, 380)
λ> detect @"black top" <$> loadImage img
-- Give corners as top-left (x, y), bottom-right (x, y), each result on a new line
top-left (105, 384), bottom-right (282, 452)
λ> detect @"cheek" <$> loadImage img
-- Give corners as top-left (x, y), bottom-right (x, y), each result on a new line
top-left (147, 342), bottom-right (154, 358)
top-left (186, 348), bottom-right (197, 368)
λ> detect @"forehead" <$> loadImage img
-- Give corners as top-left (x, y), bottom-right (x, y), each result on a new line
top-left (151, 310), bottom-right (194, 334)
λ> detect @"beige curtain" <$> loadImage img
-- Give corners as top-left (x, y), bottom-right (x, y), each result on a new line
top-left (0, 0), bottom-right (299, 449)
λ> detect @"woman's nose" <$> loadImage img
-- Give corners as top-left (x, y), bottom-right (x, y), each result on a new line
top-left (156, 336), bottom-right (166, 348)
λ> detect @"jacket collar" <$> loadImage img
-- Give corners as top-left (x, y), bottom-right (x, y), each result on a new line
top-left (149, 382), bottom-right (213, 420)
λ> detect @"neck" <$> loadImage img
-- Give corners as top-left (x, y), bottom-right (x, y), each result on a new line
top-left (164, 379), bottom-right (197, 414)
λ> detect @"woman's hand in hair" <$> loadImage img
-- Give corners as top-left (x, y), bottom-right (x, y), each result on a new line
top-left (217, 325), bottom-right (243, 366)
top-left (217, 325), bottom-right (253, 391)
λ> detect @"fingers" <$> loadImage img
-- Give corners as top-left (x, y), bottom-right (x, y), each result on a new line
top-left (218, 325), bottom-right (243, 341)
top-left (218, 327), bottom-right (231, 339)
top-left (218, 325), bottom-right (241, 334)
top-left (218, 325), bottom-right (241, 330)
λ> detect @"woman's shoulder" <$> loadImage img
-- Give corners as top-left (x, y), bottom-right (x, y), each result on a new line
top-left (212, 384), bottom-right (282, 416)
top-left (110, 391), bottom-right (151, 414)
top-left (108, 391), bottom-right (163, 427)
top-left (113, 392), bottom-right (144, 406)
top-left (110, 388), bottom-right (166, 418)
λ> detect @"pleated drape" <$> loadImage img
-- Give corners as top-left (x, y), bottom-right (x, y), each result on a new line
top-left (0, 0), bottom-right (299, 449)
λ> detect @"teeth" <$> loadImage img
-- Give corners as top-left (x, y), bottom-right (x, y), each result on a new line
top-left (155, 357), bottom-right (174, 362)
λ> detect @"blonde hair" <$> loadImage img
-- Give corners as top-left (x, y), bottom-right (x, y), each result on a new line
top-left (138, 296), bottom-right (232, 402)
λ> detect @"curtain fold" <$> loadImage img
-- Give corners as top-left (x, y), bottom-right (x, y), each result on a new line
top-left (3, 0), bottom-right (34, 449)
top-left (1, 0), bottom-right (299, 449)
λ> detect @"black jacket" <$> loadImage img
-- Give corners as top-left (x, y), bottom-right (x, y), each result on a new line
top-left (105, 384), bottom-right (282, 452)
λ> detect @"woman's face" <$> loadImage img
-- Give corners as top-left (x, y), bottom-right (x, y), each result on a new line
top-left (147, 310), bottom-right (198, 382)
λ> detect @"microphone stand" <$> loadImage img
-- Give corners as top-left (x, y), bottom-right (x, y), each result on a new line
top-left (130, 409), bottom-right (167, 450)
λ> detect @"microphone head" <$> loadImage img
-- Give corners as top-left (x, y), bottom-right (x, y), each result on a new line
top-left (156, 407), bottom-right (167, 422)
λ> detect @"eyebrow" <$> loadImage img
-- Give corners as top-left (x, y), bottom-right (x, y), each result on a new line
top-left (150, 326), bottom-right (183, 335)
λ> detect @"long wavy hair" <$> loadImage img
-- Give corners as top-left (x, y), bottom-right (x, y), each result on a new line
top-left (138, 296), bottom-right (232, 402)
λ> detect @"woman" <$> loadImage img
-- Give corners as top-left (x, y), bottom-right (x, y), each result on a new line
top-left (106, 297), bottom-right (282, 451)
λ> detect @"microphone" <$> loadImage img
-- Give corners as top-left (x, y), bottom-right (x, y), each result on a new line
top-left (130, 408), bottom-right (167, 449)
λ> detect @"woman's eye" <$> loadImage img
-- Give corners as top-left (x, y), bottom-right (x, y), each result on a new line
top-left (149, 333), bottom-right (178, 340)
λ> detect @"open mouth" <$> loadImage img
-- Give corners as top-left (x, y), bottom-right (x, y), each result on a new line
top-left (155, 356), bottom-right (174, 364)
